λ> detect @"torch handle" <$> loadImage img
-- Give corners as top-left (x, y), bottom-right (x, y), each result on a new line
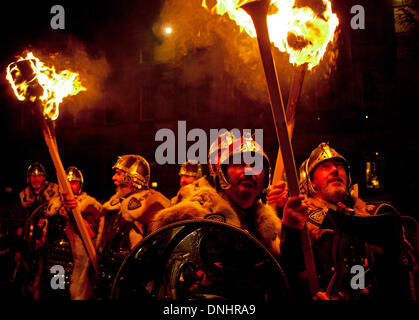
top-left (272, 64), bottom-right (307, 185)
top-left (242, 2), bottom-right (299, 196)
top-left (285, 64), bottom-right (307, 136)
top-left (47, 121), bottom-right (69, 190)
top-left (32, 103), bottom-right (99, 275)
top-left (240, 0), bottom-right (319, 296)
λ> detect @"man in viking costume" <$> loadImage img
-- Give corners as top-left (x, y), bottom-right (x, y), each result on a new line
top-left (171, 161), bottom-right (203, 205)
top-left (281, 142), bottom-right (419, 299)
top-left (178, 161), bottom-right (203, 188)
top-left (151, 133), bottom-right (291, 257)
top-left (41, 166), bottom-right (103, 299)
top-left (95, 154), bottom-right (170, 299)
top-left (19, 162), bottom-right (59, 215)
top-left (16, 162), bottom-right (59, 298)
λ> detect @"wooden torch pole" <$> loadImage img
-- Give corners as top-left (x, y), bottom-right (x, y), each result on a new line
top-left (30, 102), bottom-right (99, 275)
top-left (272, 63), bottom-right (307, 185)
top-left (7, 58), bottom-right (98, 274)
top-left (240, 0), bottom-right (299, 194)
top-left (240, 0), bottom-right (319, 296)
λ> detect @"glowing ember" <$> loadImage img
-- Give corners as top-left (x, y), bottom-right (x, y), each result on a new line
top-left (204, 0), bottom-right (339, 70)
top-left (6, 52), bottom-right (86, 120)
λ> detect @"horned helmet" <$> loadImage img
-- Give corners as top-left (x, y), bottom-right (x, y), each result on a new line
top-left (112, 154), bottom-right (150, 190)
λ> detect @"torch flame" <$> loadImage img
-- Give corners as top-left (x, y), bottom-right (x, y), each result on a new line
top-left (204, 0), bottom-right (339, 70)
top-left (6, 52), bottom-right (86, 120)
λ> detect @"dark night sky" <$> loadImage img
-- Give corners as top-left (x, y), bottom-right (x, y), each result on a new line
top-left (0, 1), bottom-right (418, 218)
top-left (0, 0), bottom-right (165, 199)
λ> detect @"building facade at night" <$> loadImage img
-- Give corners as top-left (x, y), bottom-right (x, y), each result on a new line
top-left (0, 0), bottom-right (418, 302)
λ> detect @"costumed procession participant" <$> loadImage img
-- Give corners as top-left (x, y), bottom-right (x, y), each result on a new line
top-left (280, 142), bottom-right (419, 299)
top-left (18, 162), bottom-right (59, 253)
top-left (95, 154), bottom-right (170, 299)
top-left (15, 162), bottom-right (59, 298)
top-left (161, 130), bottom-right (241, 210)
top-left (171, 160), bottom-right (203, 205)
top-left (19, 162), bottom-right (59, 216)
top-left (179, 160), bottom-right (202, 188)
top-left (151, 133), bottom-right (294, 258)
top-left (40, 166), bottom-right (103, 299)
top-left (109, 134), bottom-right (294, 301)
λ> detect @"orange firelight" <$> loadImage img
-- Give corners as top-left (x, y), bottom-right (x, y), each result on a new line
top-left (204, 0), bottom-right (339, 70)
top-left (6, 52), bottom-right (86, 120)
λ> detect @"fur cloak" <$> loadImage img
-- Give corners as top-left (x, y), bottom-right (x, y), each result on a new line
top-left (150, 177), bottom-right (282, 257)
top-left (102, 188), bottom-right (171, 250)
top-left (19, 181), bottom-right (59, 209)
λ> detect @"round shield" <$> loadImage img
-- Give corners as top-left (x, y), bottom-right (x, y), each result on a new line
top-left (23, 203), bottom-right (48, 259)
top-left (111, 220), bottom-right (290, 301)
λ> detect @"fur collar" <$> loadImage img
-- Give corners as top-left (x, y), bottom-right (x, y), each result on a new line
top-left (103, 193), bottom-right (123, 211)
top-left (253, 200), bottom-right (282, 245)
top-left (120, 189), bottom-right (170, 222)
top-left (19, 181), bottom-right (59, 208)
top-left (45, 192), bottom-right (102, 217)
top-left (150, 179), bottom-right (282, 256)
top-left (150, 183), bottom-right (241, 231)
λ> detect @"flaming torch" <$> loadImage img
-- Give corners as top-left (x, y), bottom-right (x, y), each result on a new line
top-left (205, 0), bottom-right (339, 297)
top-left (6, 52), bottom-right (98, 274)
top-left (268, 0), bottom-right (339, 185)
top-left (204, 0), bottom-right (339, 183)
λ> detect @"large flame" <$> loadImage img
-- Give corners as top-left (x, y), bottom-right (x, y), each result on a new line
top-left (6, 52), bottom-right (86, 120)
top-left (204, 0), bottom-right (339, 70)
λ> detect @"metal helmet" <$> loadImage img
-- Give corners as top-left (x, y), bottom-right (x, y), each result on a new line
top-left (26, 162), bottom-right (46, 182)
top-left (112, 154), bottom-right (150, 190)
top-left (208, 131), bottom-right (238, 179)
top-left (66, 166), bottom-right (84, 194)
top-left (217, 133), bottom-right (271, 192)
top-left (299, 142), bottom-right (351, 196)
top-left (179, 160), bottom-right (203, 178)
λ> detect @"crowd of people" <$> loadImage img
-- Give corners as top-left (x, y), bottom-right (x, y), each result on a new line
top-left (2, 132), bottom-right (419, 300)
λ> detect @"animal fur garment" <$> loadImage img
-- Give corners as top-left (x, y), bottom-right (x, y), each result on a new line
top-left (19, 181), bottom-right (59, 208)
top-left (151, 177), bottom-right (282, 257)
top-left (102, 188), bottom-right (170, 249)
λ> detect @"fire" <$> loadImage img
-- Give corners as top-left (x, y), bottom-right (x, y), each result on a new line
top-left (6, 52), bottom-right (86, 120)
top-left (204, 0), bottom-right (339, 70)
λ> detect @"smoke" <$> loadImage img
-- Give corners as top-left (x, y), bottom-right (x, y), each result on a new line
top-left (153, 0), bottom-right (340, 105)
top-left (153, 0), bottom-right (271, 103)
top-left (26, 35), bottom-right (111, 120)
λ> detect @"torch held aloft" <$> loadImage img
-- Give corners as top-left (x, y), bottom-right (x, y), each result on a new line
top-left (240, 0), bottom-right (319, 296)
top-left (240, 0), bottom-right (299, 195)
top-left (272, 63), bottom-right (307, 185)
top-left (30, 102), bottom-right (99, 275)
